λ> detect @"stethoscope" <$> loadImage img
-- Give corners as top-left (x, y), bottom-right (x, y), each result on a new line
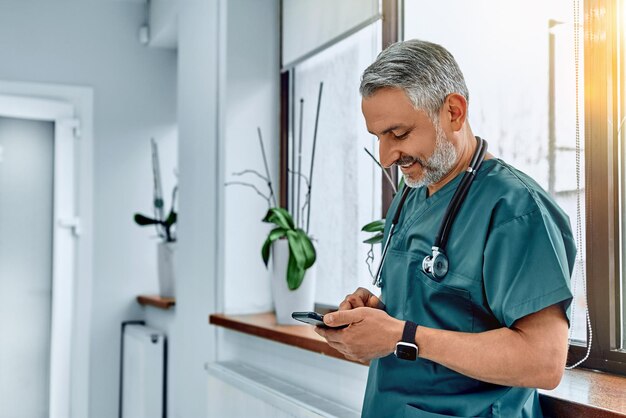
top-left (373, 136), bottom-right (488, 287)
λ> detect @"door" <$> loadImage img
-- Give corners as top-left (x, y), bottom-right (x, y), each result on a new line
top-left (0, 116), bottom-right (55, 418)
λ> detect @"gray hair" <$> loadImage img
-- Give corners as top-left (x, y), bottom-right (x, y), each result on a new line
top-left (360, 39), bottom-right (469, 121)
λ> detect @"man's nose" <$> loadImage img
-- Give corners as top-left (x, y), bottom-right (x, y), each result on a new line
top-left (378, 138), bottom-right (400, 169)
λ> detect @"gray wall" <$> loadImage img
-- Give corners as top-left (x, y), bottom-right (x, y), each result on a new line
top-left (0, 2), bottom-right (177, 417)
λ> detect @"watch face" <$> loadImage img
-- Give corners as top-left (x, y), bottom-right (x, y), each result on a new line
top-left (395, 342), bottom-right (418, 361)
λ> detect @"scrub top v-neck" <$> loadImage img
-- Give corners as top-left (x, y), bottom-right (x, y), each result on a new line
top-left (361, 158), bottom-right (576, 418)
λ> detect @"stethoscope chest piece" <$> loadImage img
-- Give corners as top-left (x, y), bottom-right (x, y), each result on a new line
top-left (422, 247), bottom-right (449, 280)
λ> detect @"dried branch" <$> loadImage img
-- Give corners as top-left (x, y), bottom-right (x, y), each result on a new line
top-left (306, 82), bottom-right (323, 234)
top-left (288, 168), bottom-right (310, 189)
top-left (365, 245), bottom-right (376, 279)
top-left (232, 169), bottom-right (269, 183)
top-left (300, 197), bottom-right (309, 232)
top-left (296, 98), bottom-right (304, 229)
top-left (224, 181), bottom-right (272, 208)
top-left (364, 147), bottom-right (397, 194)
top-left (257, 127), bottom-right (277, 207)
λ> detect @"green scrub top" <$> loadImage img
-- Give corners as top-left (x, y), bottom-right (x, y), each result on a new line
top-left (362, 158), bottom-right (576, 418)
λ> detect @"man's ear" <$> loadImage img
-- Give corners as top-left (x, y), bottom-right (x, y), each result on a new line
top-left (441, 93), bottom-right (467, 132)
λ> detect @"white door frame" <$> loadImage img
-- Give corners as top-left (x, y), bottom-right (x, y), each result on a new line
top-left (0, 82), bottom-right (94, 418)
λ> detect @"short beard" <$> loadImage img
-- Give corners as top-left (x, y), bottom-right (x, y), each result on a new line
top-left (402, 121), bottom-right (458, 188)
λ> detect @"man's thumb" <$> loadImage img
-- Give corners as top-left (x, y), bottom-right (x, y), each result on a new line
top-left (325, 308), bottom-right (363, 326)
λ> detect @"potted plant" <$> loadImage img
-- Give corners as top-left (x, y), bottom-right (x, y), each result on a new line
top-left (226, 82), bottom-right (323, 324)
top-left (361, 147), bottom-right (403, 278)
top-left (134, 138), bottom-right (178, 298)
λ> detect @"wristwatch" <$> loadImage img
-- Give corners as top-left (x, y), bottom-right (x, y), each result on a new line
top-left (394, 320), bottom-right (418, 361)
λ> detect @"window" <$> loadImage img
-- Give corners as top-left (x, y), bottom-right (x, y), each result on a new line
top-left (404, 0), bottom-right (587, 342)
top-left (284, 23), bottom-right (382, 305)
top-left (402, 0), bottom-right (626, 374)
top-left (278, 0), bottom-right (626, 375)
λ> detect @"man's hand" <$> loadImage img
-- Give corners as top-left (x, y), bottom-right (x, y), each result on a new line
top-left (339, 287), bottom-right (386, 311)
top-left (314, 307), bottom-right (403, 363)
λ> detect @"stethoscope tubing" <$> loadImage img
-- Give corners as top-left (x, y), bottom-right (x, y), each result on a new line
top-left (372, 186), bottom-right (412, 287)
top-left (435, 138), bottom-right (487, 249)
top-left (373, 136), bottom-right (487, 287)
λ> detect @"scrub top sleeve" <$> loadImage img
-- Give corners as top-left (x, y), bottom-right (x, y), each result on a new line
top-left (483, 209), bottom-right (574, 328)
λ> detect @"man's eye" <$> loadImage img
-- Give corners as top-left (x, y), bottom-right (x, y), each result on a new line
top-left (393, 132), bottom-right (409, 140)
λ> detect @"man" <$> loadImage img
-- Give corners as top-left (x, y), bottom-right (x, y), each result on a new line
top-left (315, 40), bottom-right (575, 418)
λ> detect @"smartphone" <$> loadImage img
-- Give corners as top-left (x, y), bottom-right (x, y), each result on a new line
top-left (291, 311), bottom-right (348, 329)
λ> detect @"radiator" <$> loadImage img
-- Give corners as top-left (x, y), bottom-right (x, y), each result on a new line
top-left (121, 324), bottom-right (166, 418)
top-left (206, 361), bottom-right (360, 418)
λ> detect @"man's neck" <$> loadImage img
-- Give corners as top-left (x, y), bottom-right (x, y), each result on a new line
top-left (427, 132), bottom-right (481, 196)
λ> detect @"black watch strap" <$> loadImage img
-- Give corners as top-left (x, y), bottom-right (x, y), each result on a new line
top-left (395, 320), bottom-right (419, 361)
top-left (402, 320), bottom-right (418, 344)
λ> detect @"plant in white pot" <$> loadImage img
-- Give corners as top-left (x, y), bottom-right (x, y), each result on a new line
top-left (227, 82), bottom-right (323, 324)
top-left (261, 207), bottom-right (316, 324)
top-left (134, 138), bottom-right (178, 298)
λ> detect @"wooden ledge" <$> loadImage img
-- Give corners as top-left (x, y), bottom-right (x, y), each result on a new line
top-left (210, 311), bottom-right (626, 418)
top-left (137, 295), bottom-right (176, 310)
top-left (209, 311), bottom-right (360, 364)
top-left (540, 368), bottom-right (626, 417)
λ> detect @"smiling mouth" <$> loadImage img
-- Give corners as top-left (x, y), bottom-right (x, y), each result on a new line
top-left (399, 161), bottom-right (417, 171)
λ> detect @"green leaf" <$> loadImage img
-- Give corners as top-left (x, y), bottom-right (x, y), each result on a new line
top-left (165, 210), bottom-right (177, 227)
top-left (285, 230), bottom-right (305, 267)
top-left (285, 230), bottom-right (307, 290)
top-left (262, 207), bottom-right (295, 230)
top-left (134, 213), bottom-right (159, 226)
top-left (361, 219), bottom-right (385, 233)
top-left (261, 227), bottom-right (286, 266)
top-left (363, 233), bottom-right (384, 245)
top-left (294, 229), bottom-right (316, 269)
top-left (286, 255), bottom-right (306, 291)
top-left (283, 229), bottom-right (316, 290)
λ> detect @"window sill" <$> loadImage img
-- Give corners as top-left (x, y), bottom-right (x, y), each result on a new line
top-left (209, 311), bottom-right (361, 364)
top-left (209, 311), bottom-right (626, 418)
top-left (137, 295), bottom-right (176, 310)
top-left (540, 368), bottom-right (626, 417)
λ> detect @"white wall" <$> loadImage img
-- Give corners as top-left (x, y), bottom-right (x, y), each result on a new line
top-left (0, 2), bottom-right (177, 417)
top-left (174, 0), bottom-right (220, 417)
top-left (221, 0), bottom-right (280, 314)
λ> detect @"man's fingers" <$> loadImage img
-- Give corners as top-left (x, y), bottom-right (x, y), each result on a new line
top-left (324, 307), bottom-right (365, 326)
top-left (315, 326), bottom-right (345, 344)
top-left (339, 294), bottom-right (365, 311)
top-left (352, 287), bottom-right (385, 310)
top-left (354, 287), bottom-right (373, 300)
top-left (338, 300), bottom-right (353, 311)
top-left (367, 294), bottom-right (386, 310)
top-left (314, 326), bottom-right (326, 338)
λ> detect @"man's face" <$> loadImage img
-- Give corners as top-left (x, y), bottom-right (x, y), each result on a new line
top-left (362, 88), bottom-right (458, 188)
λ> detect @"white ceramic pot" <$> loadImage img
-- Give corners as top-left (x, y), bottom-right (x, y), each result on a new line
top-left (157, 241), bottom-right (176, 298)
top-left (271, 239), bottom-right (316, 325)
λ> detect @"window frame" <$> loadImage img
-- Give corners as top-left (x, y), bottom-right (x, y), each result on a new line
top-left (279, 0), bottom-right (400, 213)
top-left (568, 0), bottom-right (626, 375)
